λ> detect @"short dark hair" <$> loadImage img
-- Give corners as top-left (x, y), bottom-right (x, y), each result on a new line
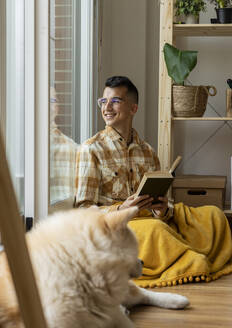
top-left (105, 76), bottom-right (139, 104)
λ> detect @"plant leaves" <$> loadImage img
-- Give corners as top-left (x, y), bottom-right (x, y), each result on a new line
top-left (163, 43), bottom-right (198, 85)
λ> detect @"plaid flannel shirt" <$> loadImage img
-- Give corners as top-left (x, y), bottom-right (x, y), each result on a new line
top-left (50, 127), bottom-right (78, 204)
top-left (75, 126), bottom-right (161, 209)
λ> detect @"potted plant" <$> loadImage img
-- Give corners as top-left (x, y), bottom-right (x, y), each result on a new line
top-left (174, 0), bottom-right (207, 24)
top-left (163, 43), bottom-right (217, 117)
top-left (208, 0), bottom-right (232, 23)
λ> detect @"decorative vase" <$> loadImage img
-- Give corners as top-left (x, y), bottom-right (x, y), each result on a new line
top-left (185, 14), bottom-right (199, 24)
top-left (172, 85), bottom-right (217, 117)
top-left (216, 8), bottom-right (232, 24)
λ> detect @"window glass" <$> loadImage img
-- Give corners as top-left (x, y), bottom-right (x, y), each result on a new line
top-left (49, 0), bottom-right (80, 205)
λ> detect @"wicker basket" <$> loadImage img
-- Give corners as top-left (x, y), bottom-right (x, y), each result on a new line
top-left (172, 85), bottom-right (217, 117)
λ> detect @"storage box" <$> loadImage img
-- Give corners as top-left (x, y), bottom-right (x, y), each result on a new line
top-left (172, 175), bottom-right (226, 209)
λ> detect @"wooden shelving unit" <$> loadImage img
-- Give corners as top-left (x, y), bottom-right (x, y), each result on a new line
top-left (158, 0), bottom-right (232, 212)
top-left (173, 117), bottom-right (232, 121)
top-left (174, 24), bottom-right (232, 37)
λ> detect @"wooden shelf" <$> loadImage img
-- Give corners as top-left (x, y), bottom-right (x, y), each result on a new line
top-left (172, 117), bottom-right (232, 121)
top-left (159, 2), bottom-right (232, 208)
top-left (174, 24), bottom-right (232, 37)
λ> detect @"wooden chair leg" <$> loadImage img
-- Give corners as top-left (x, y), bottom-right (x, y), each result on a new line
top-left (0, 135), bottom-right (47, 328)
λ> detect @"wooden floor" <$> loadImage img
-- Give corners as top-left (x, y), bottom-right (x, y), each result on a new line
top-left (130, 274), bottom-right (232, 328)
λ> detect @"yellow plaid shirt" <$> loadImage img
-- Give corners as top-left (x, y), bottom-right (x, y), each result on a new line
top-left (75, 126), bottom-right (161, 208)
top-left (50, 127), bottom-right (78, 204)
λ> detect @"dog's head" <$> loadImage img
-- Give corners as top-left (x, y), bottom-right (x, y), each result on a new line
top-left (100, 206), bottom-right (143, 279)
top-left (66, 206), bottom-right (142, 283)
top-left (34, 206), bottom-right (143, 279)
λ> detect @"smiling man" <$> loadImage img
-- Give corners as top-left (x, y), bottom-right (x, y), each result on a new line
top-left (75, 76), bottom-right (232, 289)
top-left (75, 76), bottom-right (167, 215)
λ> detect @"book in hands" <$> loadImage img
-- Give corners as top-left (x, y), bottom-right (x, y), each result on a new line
top-left (134, 171), bottom-right (174, 204)
top-left (134, 156), bottom-right (182, 204)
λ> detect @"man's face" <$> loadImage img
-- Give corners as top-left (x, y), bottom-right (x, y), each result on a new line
top-left (100, 86), bottom-right (138, 130)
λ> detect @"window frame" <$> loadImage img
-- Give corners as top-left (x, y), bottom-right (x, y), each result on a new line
top-left (25, 0), bottom-right (35, 219)
top-left (36, 0), bottom-right (98, 218)
top-left (0, 0), bottom-right (98, 221)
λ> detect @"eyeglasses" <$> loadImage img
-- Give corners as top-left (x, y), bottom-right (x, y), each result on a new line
top-left (97, 97), bottom-right (124, 109)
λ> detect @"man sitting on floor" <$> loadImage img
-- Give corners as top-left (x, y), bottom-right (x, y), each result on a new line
top-left (75, 76), bottom-right (232, 288)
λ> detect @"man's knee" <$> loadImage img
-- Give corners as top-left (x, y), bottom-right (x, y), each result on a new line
top-left (128, 218), bottom-right (167, 232)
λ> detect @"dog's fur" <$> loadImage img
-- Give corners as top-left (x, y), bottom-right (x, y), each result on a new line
top-left (0, 207), bottom-right (189, 328)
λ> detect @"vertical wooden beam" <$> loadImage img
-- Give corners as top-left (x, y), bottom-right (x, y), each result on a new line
top-left (158, 0), bottom-right (173, 170)
top-left (0, 136), bottom-right (47, 327)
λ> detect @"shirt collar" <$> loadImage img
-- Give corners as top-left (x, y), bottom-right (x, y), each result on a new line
top-left (104, 126), bottom-right (141, 145)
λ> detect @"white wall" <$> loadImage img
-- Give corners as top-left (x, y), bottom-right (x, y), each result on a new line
top-left (144, 0), bottom-right (160, 149)
top-left (98, 0), bottom-right (112, 132)
top-left (98, 0), bottom-right (148, 139)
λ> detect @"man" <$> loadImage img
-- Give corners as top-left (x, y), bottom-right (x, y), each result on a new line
top-left (75, 76), bottom-right (232, 288)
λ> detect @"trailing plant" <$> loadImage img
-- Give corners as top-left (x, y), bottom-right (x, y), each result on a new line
top-left (163, 43), bottom-right (198, 85)
top-left (207, 0), bottom-right (232, 7)
top-left (175, 0), bottom-right (207, 17)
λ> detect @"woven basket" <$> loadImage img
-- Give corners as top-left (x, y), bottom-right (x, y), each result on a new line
top-left (172, 85), bottom-right (217, 117)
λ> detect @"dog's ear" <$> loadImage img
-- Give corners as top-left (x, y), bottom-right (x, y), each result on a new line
top-left (106, 206), bottom-right (138, 231)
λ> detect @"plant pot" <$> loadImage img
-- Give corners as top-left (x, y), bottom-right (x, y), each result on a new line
top-left (216, 8), bottom-right (232, 24)
top-left (185, 14), bottom-right (199, 24)
top-left (172, 85), bottom-right (217, 117)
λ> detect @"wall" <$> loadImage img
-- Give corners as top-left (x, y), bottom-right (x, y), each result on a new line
top-left (99, 0), bottom-right (160, 147)
top-left (144, 0), bottom-right (160, 148)
top-left (98, 0), bottom-right (148, 140)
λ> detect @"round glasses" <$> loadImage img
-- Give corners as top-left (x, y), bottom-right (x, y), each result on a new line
top-left (97, 97), bottom-right (124, 109)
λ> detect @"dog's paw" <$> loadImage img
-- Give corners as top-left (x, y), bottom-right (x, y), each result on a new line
top-left (159, 293), bottom-right (190, 309)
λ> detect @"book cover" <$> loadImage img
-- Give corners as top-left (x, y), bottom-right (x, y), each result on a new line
top-left (135, 171), bottom-right (174, 204)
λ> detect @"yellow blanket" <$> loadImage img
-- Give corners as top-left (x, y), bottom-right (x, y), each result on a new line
top-left (128, 202), bottom-right (232, 288)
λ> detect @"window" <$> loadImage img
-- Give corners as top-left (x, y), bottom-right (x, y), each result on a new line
top-left (0, 0), bottom-right (98, 219)
top-left (49, 0), bottom-right (80, 205)
top-left (49, 0), bottom-right (98, 206)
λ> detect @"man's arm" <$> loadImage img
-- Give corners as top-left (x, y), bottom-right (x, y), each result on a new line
top-left (74, 145), bottom-right (125, 212)
top-left (74, 145), bottom-right (100, 208)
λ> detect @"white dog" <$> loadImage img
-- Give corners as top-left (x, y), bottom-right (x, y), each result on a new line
top-left (0, 207), bottom-right (189, 328)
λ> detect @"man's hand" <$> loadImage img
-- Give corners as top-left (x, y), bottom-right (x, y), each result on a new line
top-left (151, 196), bottom-right (168, 217)
top-left (119, 194), bottom-right (168, 217)
top-left (119, 194), bottom-right (154, 211)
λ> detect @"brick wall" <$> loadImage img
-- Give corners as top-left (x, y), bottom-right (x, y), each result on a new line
top-left (50, 0), bottom-right (73, 138)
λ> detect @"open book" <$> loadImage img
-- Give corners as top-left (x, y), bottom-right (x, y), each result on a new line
top-left (134, 156), bottom-right (182, 204)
